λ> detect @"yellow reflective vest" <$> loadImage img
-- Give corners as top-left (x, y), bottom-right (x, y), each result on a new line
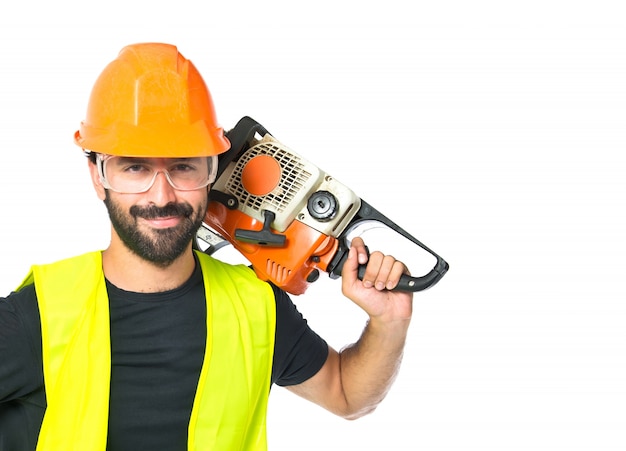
top-left (19, 250), bottom-right (276, 450)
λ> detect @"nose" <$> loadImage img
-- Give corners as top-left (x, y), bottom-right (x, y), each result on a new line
top-left (145, 170), bottom-right (178, 205)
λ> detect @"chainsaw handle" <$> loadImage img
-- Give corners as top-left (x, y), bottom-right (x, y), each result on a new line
top-left (356, 258), bottom-right (448, 292)
top-left (330, 244), bottom-right (448, 293)
top-left (220, 116), bottom-right (270, 176)
top-left (327, 199), bottom-right (449, 292)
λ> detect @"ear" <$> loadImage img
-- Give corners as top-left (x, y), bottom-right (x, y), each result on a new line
top-left (88, 157), bottom-right (107, 201)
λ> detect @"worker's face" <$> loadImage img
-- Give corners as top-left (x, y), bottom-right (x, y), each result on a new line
top-left (89, 157), bottom-right (209, 267)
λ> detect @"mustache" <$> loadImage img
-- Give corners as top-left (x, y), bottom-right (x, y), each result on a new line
top-left (130, 202), bottom-right (193, 220)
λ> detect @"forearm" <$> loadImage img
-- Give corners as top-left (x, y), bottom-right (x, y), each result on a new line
top-left (338, 316), bottom-right (410, 419)
top-left (288, 237), bottom-right (415, 419)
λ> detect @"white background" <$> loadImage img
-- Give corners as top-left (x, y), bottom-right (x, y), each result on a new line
top-left (1, 1), bottom-right (625, 449)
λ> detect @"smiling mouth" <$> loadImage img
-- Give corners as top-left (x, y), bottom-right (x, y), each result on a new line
top-left (141, 216), bottom-right (183, 229)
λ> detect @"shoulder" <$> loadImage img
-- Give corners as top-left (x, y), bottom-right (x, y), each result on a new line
top-left (17, 251), bottom-right (103, 290)
top-left (1, 282), bottom-right (41, 340)
top-left (2, 283), bottom-right (38, 310)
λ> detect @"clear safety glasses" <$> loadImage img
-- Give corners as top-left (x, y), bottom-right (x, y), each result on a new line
top-left (97, 154), bottom-right (219, 194)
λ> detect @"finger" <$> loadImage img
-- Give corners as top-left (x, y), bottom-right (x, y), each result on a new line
top-left (385, 260), bottom-right (409, 290)
top-left (359, 250), bottom-right (384, 288)
top-left (373, 254), bottom-right (397, 291)
top-left (350, 236), bottom-right (369, 265)
top-left (341, 242), bottom-right (359, 284)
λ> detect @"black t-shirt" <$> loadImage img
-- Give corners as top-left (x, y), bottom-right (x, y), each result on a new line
top-left (0, 259), bottom-right (328, 450)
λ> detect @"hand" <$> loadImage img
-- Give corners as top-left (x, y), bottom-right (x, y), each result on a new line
top-left (341, 236), bottom-right (413, 324)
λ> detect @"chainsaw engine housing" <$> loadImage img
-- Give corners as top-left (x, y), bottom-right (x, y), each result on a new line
top-left (205, 133), bottom-right (360, 294)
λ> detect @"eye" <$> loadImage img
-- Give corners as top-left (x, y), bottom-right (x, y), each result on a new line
top-left (172, 162), bottom-right (196, 171)
top-left (122, 163), bottom-right (151, 174)
top-left (169, 158), bottom-right (207, 175)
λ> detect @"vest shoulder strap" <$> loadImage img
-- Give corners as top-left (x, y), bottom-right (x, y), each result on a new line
top-left (190, 251), bottom-right (275, 450)
top-left (31, 251), bottom-right (111, 450)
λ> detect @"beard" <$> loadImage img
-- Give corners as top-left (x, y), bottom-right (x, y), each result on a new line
top-left (104, 191), bottom-right (206, 268)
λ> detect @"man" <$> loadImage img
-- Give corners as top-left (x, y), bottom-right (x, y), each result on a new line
top-left (0, 43), bottom-right (413, 450)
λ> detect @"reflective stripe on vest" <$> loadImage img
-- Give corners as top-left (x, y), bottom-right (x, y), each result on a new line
top-left (20, 250), bottom-right (275, 450)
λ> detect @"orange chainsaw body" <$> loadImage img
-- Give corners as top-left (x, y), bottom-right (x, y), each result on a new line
top-left (205, 201), bottom-right (340, 295)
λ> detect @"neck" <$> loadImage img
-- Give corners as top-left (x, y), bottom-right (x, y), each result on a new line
top-left (101, 235), bottom-right (196, 293)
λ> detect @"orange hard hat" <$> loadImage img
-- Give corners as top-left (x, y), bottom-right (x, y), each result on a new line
top-left (74, 43), bottom-right (230, 158)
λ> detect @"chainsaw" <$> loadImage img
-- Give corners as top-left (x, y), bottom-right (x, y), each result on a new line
top-left (197, 116), bottom-right (449, 295)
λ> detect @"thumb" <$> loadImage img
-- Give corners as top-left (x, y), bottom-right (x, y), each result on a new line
top-left (341, 242), bottom-right (360, 285)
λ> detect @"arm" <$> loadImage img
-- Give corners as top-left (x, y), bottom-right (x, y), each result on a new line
top-left (287, 237), bottom-right (412, 419)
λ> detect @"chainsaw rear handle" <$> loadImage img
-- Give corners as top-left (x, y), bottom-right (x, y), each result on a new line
top-left (329, 243), bottom-right (448, 293)
top-left (357, 255), bottom-right (448, 292)
top-left (327, 200), bottom-right (449, 292)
